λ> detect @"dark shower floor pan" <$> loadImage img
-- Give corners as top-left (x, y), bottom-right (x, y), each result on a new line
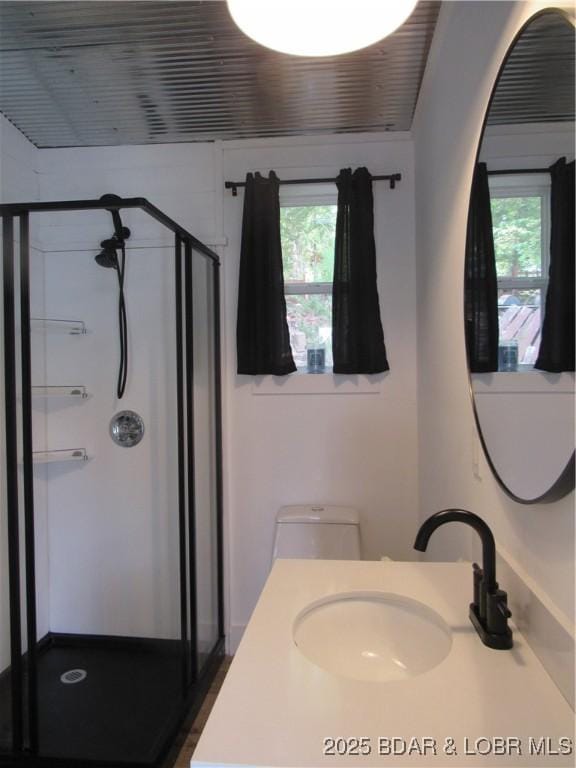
top-left (0, 633), bottom-right (185, 766)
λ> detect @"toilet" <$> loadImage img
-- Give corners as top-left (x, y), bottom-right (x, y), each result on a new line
top-left (272, 505), bottom-right (361, 561)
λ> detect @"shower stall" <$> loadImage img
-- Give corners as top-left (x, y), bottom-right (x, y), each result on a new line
top-left (0, 196), bottom-right (224, 767)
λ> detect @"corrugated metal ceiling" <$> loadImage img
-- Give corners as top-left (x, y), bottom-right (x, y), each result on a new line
top-left (0, 0), bottom-right (440, 147)
top-left (487, 11), bottom-right (574, 126)
top-left (0, 2), bottom-right (572, 149)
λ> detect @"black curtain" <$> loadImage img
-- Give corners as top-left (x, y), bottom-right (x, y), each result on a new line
top-left (332, 167), bottom-right (389, 374)
top-left (465, 162), bottom-right (499, 372)
top-left (236, 171), bottom-right (296, 375)
top-left (534, 158), bottom-right (575, 372)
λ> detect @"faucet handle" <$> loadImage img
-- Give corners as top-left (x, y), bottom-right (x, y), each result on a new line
top-left (470, 587), bottom-right (513, 649)
top-left (486, 589), bottom-right (512, 635)
top-left (472, 562), bottom-right (483, 612)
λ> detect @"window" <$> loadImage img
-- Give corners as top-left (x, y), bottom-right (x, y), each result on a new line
top-left (489, 173), bottom-right (550, 369)
top-left (280, 185), bottom-right (337, 370)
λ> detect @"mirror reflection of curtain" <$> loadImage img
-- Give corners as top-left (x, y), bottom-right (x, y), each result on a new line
top-left (465, 163), bottom-right (498, 372)
top-left (236, 171), bottom-right (296, 375)
top-left (534, 157), bottom-right (575, 373)
top-left (332, 167), bottom-right (389, 374)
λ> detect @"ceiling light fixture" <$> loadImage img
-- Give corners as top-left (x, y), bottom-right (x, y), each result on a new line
top-left (226, 0), bottom-right (419, 57)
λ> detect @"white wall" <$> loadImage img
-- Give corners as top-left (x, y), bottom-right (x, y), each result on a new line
top-left (480, 122), bottom-right (575, 167)
top-left (0, 115), bottom-right (38, 204)
top-left (413, 1), bottom-right (574, 623)
top-left (222, 133), bottom-right (419, 646)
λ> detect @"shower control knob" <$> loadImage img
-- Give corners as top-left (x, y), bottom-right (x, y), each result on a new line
top-left (110, 410), bottom-right (145, 447)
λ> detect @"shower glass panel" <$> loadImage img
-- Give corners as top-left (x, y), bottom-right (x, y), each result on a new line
top-left (192, 251), bottom-right (220, 673)
top-left (0, 538), bottom-right (11, 754)
top-left (0, 335), bottom-right (14, 755)
top-left (31, 211), bottom-right (182, 764)
top-left (0, 198), bottom-right (224, 768)
top-left (1, 214), bottom-right (32, 757)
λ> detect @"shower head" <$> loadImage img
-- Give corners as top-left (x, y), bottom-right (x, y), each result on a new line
top-left (94, 224), bottom-right (130, 269)
top-left (95, 239), bottom-right (119, 269)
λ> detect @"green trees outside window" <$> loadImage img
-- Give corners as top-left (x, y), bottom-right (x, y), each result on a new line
top-left (280, 205), bottom-right (337, 365)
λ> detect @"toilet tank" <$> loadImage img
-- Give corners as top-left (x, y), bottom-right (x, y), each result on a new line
top-left (272, 505), bottom-right (361, 561)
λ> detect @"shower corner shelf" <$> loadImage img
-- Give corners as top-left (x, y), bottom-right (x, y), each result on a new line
top-left (31, 317), bottom-right (87, 335)
top-left (31, 385), bottom-right (89, 399)
top-left (32, 448), bottom-right (89, 465)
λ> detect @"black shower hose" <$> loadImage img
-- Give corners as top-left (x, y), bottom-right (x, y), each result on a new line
top-left (115, 244), bottom-right (128, 399)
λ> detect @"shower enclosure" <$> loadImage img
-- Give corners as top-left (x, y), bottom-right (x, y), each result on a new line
top-left (0, 197), bottom-right (224, 767)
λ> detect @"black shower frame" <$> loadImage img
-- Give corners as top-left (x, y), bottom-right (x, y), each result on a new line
top-left (0, 197), bottom-right (225, 766)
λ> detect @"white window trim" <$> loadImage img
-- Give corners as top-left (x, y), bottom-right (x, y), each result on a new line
top-left (280, 182), bottom-right (337, 208)
top-left (284, 281), bottom-right (332, 295)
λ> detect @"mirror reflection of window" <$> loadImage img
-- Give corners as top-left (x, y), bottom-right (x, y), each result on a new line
top-left (489, 173), bottom-right (550, 369)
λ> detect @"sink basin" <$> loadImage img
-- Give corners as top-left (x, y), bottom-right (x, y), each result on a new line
top-left (293, 591), bottom-right (452, 682)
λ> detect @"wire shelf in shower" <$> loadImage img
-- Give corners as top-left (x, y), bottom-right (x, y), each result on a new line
top-left (31, 317), bottom-right (87, 335)
top-left (32, 448), bottom-right (88, 465)
top-left (31, 385), bottom-right (89, 399)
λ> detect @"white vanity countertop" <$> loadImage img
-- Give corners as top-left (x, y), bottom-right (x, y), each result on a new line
top-left (192, 561), bottom-right (574, 767)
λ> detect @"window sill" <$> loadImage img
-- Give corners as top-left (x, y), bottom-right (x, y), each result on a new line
top-left (251, 371), bottom-right (386, 396)
top-left (471, 371), bottom-right (574, 395)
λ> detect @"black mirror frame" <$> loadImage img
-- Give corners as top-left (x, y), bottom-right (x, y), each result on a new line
top-left (464, 7), bottom-right (576, 505)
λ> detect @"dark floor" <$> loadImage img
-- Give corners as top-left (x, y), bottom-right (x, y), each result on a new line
top-left (0, 634), bottom-right (186, 765)
top-left (173, 656), bottom-right (232, 768)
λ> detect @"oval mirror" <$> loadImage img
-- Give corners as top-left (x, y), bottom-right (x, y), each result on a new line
top-left (464, 10), bottom-right (575, 504)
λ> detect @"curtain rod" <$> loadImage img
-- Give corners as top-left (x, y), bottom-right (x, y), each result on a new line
top-left (487, 167), bottom-right (551, 176)
top-left (225, 172), bottom-right (402, 196)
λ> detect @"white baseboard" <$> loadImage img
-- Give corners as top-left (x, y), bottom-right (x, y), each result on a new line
top-left (497, 546), bottom-right (574, 710)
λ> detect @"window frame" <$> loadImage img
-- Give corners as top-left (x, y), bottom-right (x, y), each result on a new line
top-left (279, 183), bottom-right (338, 370)
top-left (489, 172), bottom-right (550, 288)
top-left (488, 172), bottom-right (550, 370)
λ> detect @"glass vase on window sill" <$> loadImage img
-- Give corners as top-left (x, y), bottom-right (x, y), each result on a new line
top-left (306, 346), bottom-right (326, 374)
top-left (288, 319), bottom-right (333, 374)
top-left (498, 340), bottom-right (518, 372)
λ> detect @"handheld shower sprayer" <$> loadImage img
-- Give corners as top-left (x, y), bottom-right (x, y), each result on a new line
top-left (100, 193), bottom-right (130, 243)
top-left (95, 195), bottom-right (131, 399)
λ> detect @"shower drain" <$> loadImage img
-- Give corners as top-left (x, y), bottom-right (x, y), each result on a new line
top-left (60, 668), bottom-right (87, 685)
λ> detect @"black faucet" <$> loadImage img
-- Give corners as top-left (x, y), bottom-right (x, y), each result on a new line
top-left (414, 509), bottom-right (513, 650)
